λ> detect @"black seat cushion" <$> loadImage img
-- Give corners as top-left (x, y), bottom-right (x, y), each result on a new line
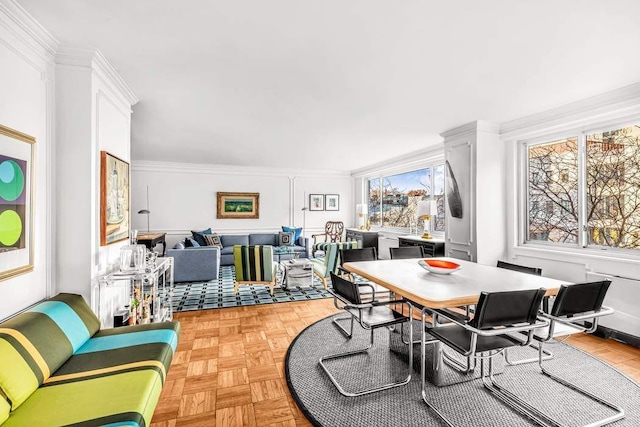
top-left (345, 306), bottom-right (408, 328)
top-left (429, 325), bottom-right (523, 354)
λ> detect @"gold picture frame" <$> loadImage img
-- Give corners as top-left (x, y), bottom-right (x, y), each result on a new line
top-left (217, 192), bottom-right (260, 219)
top-left (100, 151), bottom-right (130, 245)
top-left (0, 124), bottom-right (35, 281)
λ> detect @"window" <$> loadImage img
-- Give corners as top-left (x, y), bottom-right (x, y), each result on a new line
top-left (525, 124), bottom-right (640, 251)
top-left (367, 164), bottom-right (445, 231)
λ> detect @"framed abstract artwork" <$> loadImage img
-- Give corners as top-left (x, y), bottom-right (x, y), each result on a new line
top-left (100, 151), bottom-right (130, 246)
top-left (217, 192), bottom-right (260, 219)
top-left (325, 194), bottom-right (339, 211)
top-left (0, 124), bottom-right (35, 281)
top-left (309, 194), bottom-right (324, 211)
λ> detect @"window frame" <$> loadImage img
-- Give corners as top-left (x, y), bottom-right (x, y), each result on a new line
top-left (519, 119), bottom-right (640, 256)
top-left (365, 162), bottom-right (445, 235)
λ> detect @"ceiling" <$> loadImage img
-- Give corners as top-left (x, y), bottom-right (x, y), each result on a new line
top-left (17, 0), bottom-right (640, 171)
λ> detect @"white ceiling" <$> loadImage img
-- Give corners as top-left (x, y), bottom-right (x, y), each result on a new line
top-left (17, 0), bottom-right (640, 171)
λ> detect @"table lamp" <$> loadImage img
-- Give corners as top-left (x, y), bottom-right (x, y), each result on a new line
top-left (356, 204), bottom-right (368, 230)
top-left (416, 200), bottom-right (437, 239)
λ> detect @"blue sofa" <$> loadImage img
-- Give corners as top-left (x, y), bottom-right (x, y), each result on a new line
top-left (168, 233), bottom-right (308, 282)
top-left (219, 233), bottom-right (308, 266)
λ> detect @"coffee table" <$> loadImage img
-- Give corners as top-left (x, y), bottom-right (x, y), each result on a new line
top-left (282, 258), bottom-right (313, 289)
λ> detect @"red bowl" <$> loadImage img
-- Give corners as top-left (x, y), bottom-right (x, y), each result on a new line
top-left (418, 259), bottom-right (461, 274)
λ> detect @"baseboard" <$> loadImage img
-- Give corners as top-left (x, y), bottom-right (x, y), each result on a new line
top-left (594, 325), bottom-right (640, 348)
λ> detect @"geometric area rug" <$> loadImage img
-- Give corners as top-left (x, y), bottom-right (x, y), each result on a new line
top-left (286, 315), bottom-right (640, 426)
top-left (172, 265), bottom-right (332, 312)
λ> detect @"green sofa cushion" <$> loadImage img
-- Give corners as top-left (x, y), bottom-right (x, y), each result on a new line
top-left (2, 369), bottom-right (163, 427)
top-left (0, 397), bottom-right (9, 425)
top-left (0, 294), bottom-right (100, 410)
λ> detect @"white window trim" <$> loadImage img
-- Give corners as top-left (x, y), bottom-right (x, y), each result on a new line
top-left (517, 118), bottom-right (640, 261)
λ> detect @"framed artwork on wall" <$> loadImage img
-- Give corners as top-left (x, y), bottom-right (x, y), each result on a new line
top-left (309, 194), bottom-right (324, 211)
top-left (325, 194), bottom-right (339, 211)
top-left (100, 151), bottom-right (130, 246)
top-left (0, 124), bottom-right (35, 281)
top-left (217, 192), bottom-right (260, 219)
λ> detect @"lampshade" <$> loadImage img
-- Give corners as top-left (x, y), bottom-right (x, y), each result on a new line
top-left (356, 204), bottom-right (368, 215)
top-left (416, 200), bottom-right (431, 217)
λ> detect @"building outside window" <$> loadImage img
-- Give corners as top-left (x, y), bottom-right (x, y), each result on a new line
top-left (367, 164), bottom-right (445, 232)
top-left (525, 124), bottom-right (640, 251)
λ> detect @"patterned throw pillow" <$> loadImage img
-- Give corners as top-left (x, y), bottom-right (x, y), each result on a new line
top-left (191, 228), bottom-right (212, 246)
top-left (279, 231), bottom-right (294, 246)
top-left (203, 233), bottom-right (222, 248)
top-left (282, 226), bottom-right (302, 243)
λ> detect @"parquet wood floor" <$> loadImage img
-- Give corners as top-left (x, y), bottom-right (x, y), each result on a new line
top-left (150, 299), bottom-right (640, 427)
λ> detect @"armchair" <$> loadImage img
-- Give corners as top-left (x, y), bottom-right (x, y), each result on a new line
top-left (309, 241), bottom-right (357, 289)
top-left (233, 245), bottom-right (278, 295)
top-left (311, 221), bottom-right (344, 256)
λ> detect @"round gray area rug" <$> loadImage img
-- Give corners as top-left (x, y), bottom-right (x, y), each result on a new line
top-left (285, 315), bottom-right (639, 427)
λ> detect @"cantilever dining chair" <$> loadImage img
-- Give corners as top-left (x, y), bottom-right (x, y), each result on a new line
top-left (319, 272), bottom-right (414, 397)
top-left (389, 246), bottom-right (425, 259)
top-left (423, 288), bottom-right (548, 426)
top-left (534, 280), bottom-right (625, 426)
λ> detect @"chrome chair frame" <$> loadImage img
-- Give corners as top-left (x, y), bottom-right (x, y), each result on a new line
top-left (319, 273), bottom-right (415, 397)
top-left (422, 289), bottom-right (552, 427)
top-left (533, 297), bottom-right (625, 427)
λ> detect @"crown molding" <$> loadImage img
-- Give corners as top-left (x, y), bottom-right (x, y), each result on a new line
top-left (500, 82), bottom-right (640, 140)
top-left (131, 160), bottom-right (352, 179)
top-left (440, 120), bottom-right (501, 139)
top-left (56, 46), bottom-right (138, 106)
top-left (0, 0), bottom-right (58, 61)
top-left (350, 143), bottom-right (444, 178)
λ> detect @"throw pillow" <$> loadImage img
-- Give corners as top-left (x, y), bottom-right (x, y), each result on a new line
top-left (282, 226), bottom-right (302, 243)
top-left (279, 231), bottom-right (294, 246)
top-left (184, 237), bottom-right (200, 248)
top-left (203, 233), bottom-right (222, 248)
top-left (191, 228), bottom-right (212, 246)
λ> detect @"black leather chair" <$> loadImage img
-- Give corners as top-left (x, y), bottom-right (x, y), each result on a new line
top-left (495, 260), bottom-right (551, 365)
top-left (318, 272), bottom-right (414, 396)
top-left (389, 246), bottom-right (424, 259)
top-left (423, 289), bottom-right (549, 426)
top-left (535, 280), bottom-right (624, 426)
top-left (496, 260), bottom-right (542, 276)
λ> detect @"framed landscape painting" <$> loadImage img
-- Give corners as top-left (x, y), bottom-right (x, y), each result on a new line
top-left (0, 124), bottom-right (35, 281)
top-left (217, 192), bottom-right (259, 219)
top-left (309, 194), bottom-right (324, 211)
top-left (325, 194), bottom-right (339, 211)
top-left (100, 151), bottom-right (130, 246)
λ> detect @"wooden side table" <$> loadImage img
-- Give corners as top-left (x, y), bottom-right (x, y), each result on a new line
top-left (137, 232), bottom-right (167, 256)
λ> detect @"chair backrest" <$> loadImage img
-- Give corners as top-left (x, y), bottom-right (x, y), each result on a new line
top-left (325, 221), bottom-right (344, 243)
top-left (496, 260), bottom-right (542, 276)
top-left (233, 245), bottom-right (275, 282)
top-left (550, 280), bottom-right (611, 317)
top-left (389, 246), bottom-right (424, 259)
top-left (471, 288), bottom-right (546, 330)
top-left (339, 247), bottom-right (377, 264)
top-left (329, 272), bottom-right (362, 305)
top-left (316, 241), bottom-right (358, 276)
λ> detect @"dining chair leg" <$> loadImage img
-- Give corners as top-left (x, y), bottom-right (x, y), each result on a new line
top-left (504, 343), bottom-right (553, 366)
top-left (319, 321), bottom-right (414, 397)
top-left (332, 315), bottom-right (354, 338)
top-left (537, 344), bottom-right (625, 426)
top-left (420, 308), bottom-right (454, 427)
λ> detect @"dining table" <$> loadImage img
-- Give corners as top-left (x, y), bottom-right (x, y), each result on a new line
top-left (342, 257), bottom-right (569, 386)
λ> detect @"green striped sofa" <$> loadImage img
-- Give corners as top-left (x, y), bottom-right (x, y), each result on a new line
top-left (0, 293), bottom-right (180, 426)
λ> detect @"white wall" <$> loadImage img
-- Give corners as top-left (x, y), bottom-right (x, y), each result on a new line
top-left (55, 47), bottom-right (137, 307)
top-left (131, 162), bottom-right (353, 247)
top-left (0, 0), bottom-right (56, 320)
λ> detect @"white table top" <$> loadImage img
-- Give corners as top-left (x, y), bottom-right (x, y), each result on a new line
top-left (342, 257), bottom-right (567, 309)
